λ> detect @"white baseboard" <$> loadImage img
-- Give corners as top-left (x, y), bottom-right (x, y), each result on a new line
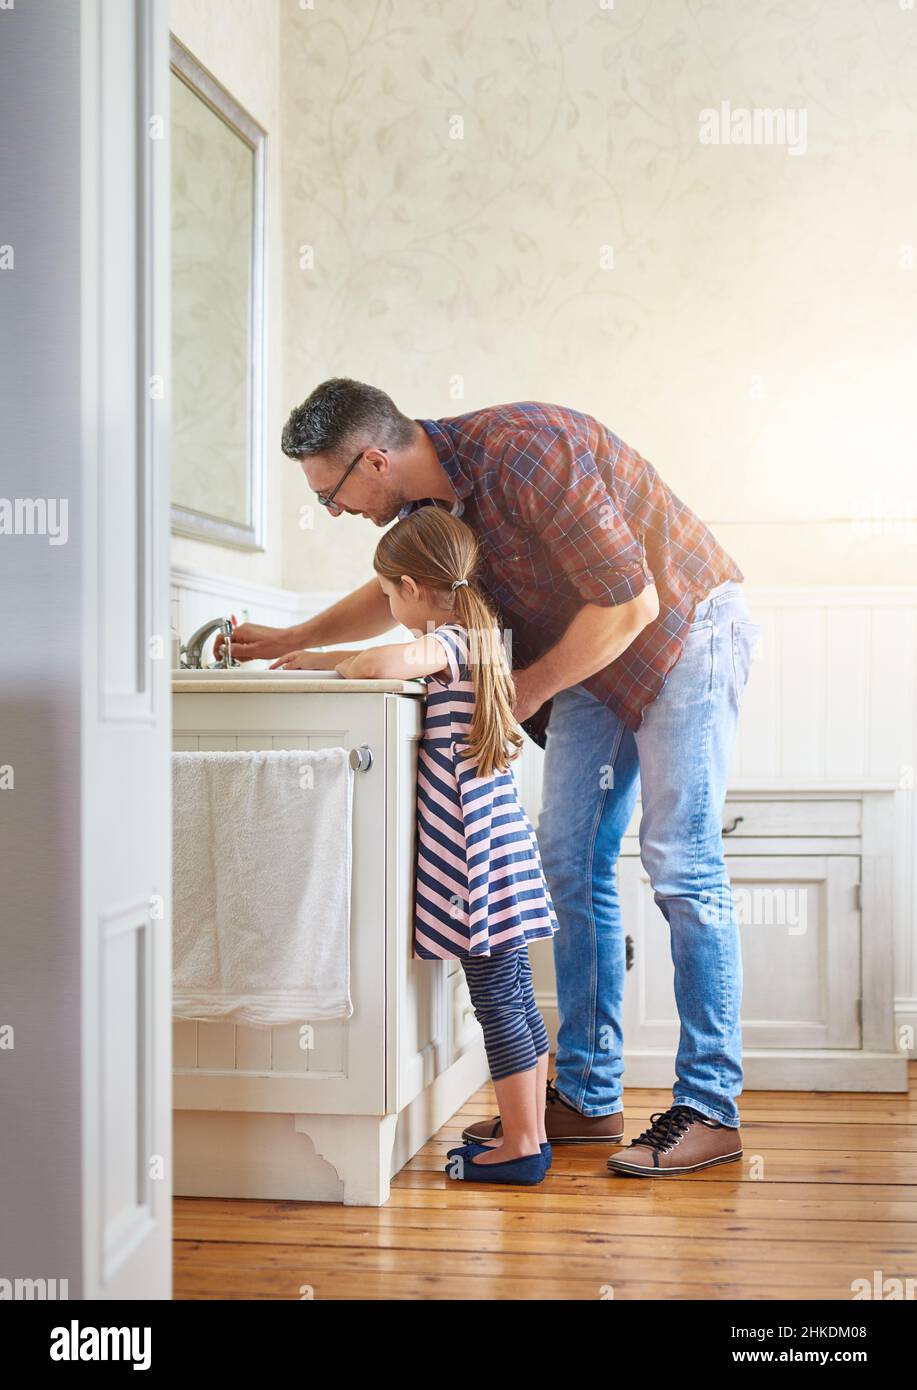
top-left (538, 999), bottom-right (917, 1085)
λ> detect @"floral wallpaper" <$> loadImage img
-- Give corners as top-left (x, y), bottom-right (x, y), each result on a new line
top-left (279, 0), bottom-right (917, 592)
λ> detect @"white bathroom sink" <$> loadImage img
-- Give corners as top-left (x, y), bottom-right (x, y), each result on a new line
top-left (174, 667), bottom-right (341, 680)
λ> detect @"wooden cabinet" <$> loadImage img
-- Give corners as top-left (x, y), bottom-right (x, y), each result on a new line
top-left (617, 786), bottom-right (907, 1090)
top-left (171, 679), bottom-right (488, 1204)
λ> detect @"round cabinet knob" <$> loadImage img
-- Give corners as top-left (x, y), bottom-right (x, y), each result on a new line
top-left (349, 744), bottom-right (373, 772)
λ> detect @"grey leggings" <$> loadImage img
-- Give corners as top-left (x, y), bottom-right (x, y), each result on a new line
top-left (460, 944), bottom-right (550, 1081)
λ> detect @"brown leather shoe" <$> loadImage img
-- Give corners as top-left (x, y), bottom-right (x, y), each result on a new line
top-left (461, 1078), bottom-right (625, 1145)
top-left (607, 1104), bottom-right (742, 1177)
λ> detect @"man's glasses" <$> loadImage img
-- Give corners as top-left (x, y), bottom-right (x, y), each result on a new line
top-left (316, 448), bottom-right (387, 511)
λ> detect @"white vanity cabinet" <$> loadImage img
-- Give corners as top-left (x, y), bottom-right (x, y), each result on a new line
top-left (171, 677), bottom-right (488, 1205)
top-left (618, 785), bottom-right (908, 1091)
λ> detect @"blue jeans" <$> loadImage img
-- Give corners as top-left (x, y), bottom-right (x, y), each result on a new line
top-left (536, 581), bottom-right (760, 1127)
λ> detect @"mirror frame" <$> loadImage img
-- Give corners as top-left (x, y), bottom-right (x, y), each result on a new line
top-left (169, 36), bottom-right (267, 551)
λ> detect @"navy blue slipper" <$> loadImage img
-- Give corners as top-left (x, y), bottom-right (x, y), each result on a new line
top-left (444, 1149), bottom-right (547, 1184)
top-left (447, 1140), bottom-right (553, 1170)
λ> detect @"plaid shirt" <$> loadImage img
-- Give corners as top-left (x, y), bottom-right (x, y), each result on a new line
top-left (399, 401), bottom-right (743, 748)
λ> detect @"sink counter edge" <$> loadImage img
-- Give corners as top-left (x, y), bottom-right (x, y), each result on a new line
top-left (172, 677), bottom-right (427, 695)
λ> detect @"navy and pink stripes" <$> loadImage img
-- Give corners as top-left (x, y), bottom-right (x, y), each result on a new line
top-left (460, 946), bottom-right (550, 1080)
top-left (412, 622), bottom-right (559, 961)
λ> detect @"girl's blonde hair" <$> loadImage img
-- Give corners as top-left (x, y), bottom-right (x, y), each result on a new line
top-left (373, 507), bottom-right (524, 778)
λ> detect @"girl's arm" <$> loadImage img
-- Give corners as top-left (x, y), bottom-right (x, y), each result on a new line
top-left (334, 632), bottom-right (451, 682)
top-left (269, 648), bottom-right (367, 670)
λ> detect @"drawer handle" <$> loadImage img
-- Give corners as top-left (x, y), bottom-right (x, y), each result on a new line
top-left (349, 744), bottom-right (373, 772)
top-left (722, 815), bottom-right (744, 835)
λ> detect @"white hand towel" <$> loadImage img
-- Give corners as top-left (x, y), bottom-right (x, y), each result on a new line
top-left (172, 748), bottom-right (354, 1026)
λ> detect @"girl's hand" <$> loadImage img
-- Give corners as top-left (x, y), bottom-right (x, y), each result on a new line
top-left (269, 650), bottom-right (333, 671)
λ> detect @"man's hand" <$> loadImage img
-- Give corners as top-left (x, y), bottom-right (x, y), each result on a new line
top-left (511, 669), bottom-right (550, 726)
top-left (215, 622), bottom-right (296, 664)
top-left (509, 590), bottom-right (659, 711)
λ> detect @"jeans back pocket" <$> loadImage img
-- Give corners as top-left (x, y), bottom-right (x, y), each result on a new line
top-left (732, 618), bottom-right (761, 697)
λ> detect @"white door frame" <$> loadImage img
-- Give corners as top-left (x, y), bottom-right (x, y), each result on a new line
top-left (80, 0), bottom-right (172, 1298)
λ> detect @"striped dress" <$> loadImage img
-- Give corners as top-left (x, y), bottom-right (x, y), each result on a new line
top-left (413, 622), bottom-right (560, 961)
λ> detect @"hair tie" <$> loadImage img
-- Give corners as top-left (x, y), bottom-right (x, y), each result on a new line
top-left (451, 578), bottom-right (469, 591)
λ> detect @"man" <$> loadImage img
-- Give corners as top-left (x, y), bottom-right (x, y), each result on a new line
top-left (228, 377), bottom-right (760, 1177)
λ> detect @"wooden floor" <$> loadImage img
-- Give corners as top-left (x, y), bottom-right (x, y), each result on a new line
top-left (173, 1062), bottom-right (917, 1300)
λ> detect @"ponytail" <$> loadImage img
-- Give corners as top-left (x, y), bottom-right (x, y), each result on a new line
top-left (372, 506), bottom-right (525, 778)
top-left (448, 584), bottom-right (524, 779)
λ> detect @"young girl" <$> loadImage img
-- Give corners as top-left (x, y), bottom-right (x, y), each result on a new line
top-left (272, 506), bottom-right (559, 1185)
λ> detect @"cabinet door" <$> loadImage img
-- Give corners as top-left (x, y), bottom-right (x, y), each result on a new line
top-left (171, 692), bottom-right (388, 1113)
top-left (620, 855), bottom-right (861, 1051)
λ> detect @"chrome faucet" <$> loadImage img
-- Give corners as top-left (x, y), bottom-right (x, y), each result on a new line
top-left (179, 617), bottom-right (239, 669)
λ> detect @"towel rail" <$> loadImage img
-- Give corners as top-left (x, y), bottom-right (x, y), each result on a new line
top-left (349, 744), bottom-right (373, 772)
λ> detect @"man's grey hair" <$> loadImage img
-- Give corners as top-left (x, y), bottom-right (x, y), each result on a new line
top-left (281, 378), bottom-right (416, 464)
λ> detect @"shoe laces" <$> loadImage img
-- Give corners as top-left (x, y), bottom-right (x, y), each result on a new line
top-left (632, 1105), bottom-right (700, 1153)
top-left (546, 1078), bottom-right (576, 1112)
